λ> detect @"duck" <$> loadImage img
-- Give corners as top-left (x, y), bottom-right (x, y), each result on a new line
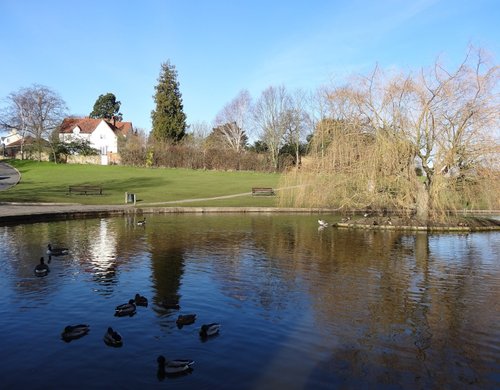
top-left (134, 293), bottom-right (148, 307)
top-left (47, 244), bottom-right (69, 256)
top-left (157, 355), bottom-right (194, 376)
top-left (137, 218), bottom-right (146, 226)
top-left (158, 300), bottom-right (180, 310)
top-left (199, 323), bottom-right (220, 338)
top-left (115, 299), bottom-right (136, 317)
top-left (103, 327), bottom-right (123, 347)
top-left (61, 324), bottom-right (90, 342)
top-left (318, 219), bottom-right (329, 227)
top-left (176, 314), bottom-right (196, 327)
top-left (34, 257), bottom-right (50, 277)
top-left (341, 216), bottom-right (351, 223)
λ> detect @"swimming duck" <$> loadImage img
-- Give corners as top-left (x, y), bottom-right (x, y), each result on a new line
top-left (34, 257), bottom-right (50, 277)
top-left (134, 293), bottom-right (148, 307)
top-left (158, 300), bottom-right (180, 310)
top-left (103, 327), bottom-right (123, 347)
top-left (47, 244), bottom-right (69, 256)
top-left (157, 355), bottom-right (194, 376)
top-left (318, 219), bottom-right (329, 227)
top-left (199, 323), bottom-right (220, 338)
top-left (137, 218), bottom-right (146, 226)
top-left (115, 299), bottom-right (136, 317)
top-left (176, 314), bottom-right (196, 327)
top-left (61, 324), bottom-right (90, 342)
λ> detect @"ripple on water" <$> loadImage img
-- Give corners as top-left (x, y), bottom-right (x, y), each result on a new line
top-left (0, 215), bottom-right (499, 389)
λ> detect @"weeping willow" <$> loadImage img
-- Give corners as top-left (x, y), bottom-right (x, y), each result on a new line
top-left (278, 122), bottom-right (499, 220)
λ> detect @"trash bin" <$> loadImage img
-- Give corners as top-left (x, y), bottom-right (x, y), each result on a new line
top-left (125, 192), bottom-right (136, 204)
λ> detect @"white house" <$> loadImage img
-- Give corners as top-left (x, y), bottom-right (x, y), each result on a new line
top-left (1, 129), bottom-right (22, 148)
top-left (59, 117), bottom-right (133, 165)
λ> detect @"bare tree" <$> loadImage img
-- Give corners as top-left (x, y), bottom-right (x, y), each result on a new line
top-left (283, 89), bottom-right (310, 168)
top-left (252, 85), bottom-right (291, 171)
top-left (280, 48), bottom-right (499, 222)
top-left (1, 84), bottom-right (67, 161)
top-left (213, 90), bottom-right (252, 152)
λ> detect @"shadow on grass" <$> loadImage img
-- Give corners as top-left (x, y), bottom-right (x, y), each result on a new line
top-left (0, 176), bottom-right (169, 204)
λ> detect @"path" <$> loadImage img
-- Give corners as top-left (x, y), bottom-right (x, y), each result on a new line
top-left (0, 161), bottom-right (20, 191)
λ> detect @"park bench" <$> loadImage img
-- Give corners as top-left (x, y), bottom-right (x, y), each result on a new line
top-left (252, 187), bottom-right (275, 196)
top-left (68, 185), bottom-right (103, 195)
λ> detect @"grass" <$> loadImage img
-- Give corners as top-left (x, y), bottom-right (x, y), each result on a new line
top-left (0, 160), bottom-right (281, 206)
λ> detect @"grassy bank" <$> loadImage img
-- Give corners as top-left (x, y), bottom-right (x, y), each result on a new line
top-left (0, 160), bottom-right (280, 206)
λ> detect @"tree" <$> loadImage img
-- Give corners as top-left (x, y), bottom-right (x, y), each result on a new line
top-left (280, 48), bottom-right (499, 221)
top-left (252, 85), bottom-right (291, 171)
top-left (151, 61), bottom-right (187, 143)
top-left (89, 93), bottom-right (122, 121)
top-left (207, 122), bottom-right (248, 151)
top-left (283, 89), bottom-right (310, 168)
top-left (213, 90), bottom-right (252, 153)
top-left (0, 84), bottom-right (67, 161)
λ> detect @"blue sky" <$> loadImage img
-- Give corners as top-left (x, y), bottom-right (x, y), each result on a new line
top-left (0, 0), bottom-right (498, 132)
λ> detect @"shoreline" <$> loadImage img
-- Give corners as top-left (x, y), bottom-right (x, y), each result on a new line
top-left (0, 203), bottom-right (499, 231)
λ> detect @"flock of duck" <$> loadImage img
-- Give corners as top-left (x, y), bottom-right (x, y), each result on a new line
top-left (35, 243), bottom-right (221, 377)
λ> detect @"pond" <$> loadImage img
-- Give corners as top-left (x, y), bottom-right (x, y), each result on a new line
top-left (1, 214), bottom-right (499, 389)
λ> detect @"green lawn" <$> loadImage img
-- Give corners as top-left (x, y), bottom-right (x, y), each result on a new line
top-left (0, 160), bottom-right (281, 206)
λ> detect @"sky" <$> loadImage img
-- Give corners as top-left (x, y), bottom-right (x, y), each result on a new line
top-left (0, 0), bottom-right (498, 132)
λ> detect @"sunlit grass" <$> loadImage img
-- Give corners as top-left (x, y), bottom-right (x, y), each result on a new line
top-left (0, 160), bottom-right (280, 206)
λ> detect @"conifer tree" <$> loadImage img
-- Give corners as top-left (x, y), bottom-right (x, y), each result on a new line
top-left (89, 93), bottom-right (122, 121)
top-left (151, 61), bottom-right (187, 142)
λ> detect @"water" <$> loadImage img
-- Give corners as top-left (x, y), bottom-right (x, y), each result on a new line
top-left (0, 214), bottom-right (499, 389)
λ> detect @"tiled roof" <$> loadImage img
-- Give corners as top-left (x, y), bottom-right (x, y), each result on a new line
top-left (5, 136), bottom-right (49, 147)
top-left (59, 117), bottom-right (133, 136)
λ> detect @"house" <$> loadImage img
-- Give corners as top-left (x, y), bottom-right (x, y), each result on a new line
top-left (1, 129), bottom-right (22, 155)
top-left (59, 117), bottom-right (134, 165)
top-left (2, 136), bottom-right (50, 159)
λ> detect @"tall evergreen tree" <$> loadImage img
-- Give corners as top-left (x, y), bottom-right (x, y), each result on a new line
top-left (151, 61), bottom-right (187, 142)
top-left (89, 93), bottom-right (122, 121)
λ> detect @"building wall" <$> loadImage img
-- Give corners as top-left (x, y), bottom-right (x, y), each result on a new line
top-left (89, 121), bottom-right (118, 155)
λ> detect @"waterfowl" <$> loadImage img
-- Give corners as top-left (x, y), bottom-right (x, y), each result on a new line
top-left (47, 244), bottom-right (69, 256)
top-left (176, 314), bottom-right (196, 327)
top-left (115, 299), bottom-right (136, 317)
top-left (134, 293), bottom-right (148, 307)
top-left (341, 216), bottom-right (351, 223)
top-left (199, 323), bottom-right (220, 338)
top-left (318, 219), bottom-right (329, 227)
top-left (34, 257), bottom-right (50, 277)
top-left (61, 324), bottom-right (90, 342)
top-left (137, 218), bottom-right (146, 226)
top-left (157, 355), bottom-right (194, 376)
top-left (103, 327), bottom-right (123, 347)
top-left (159, 301), bottom-right (180, 310)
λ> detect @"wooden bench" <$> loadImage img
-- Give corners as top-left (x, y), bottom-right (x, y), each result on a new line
top-left (252, 187), bottom-right (275, 196)
top-left (68, 185), bottom-right (103, 195)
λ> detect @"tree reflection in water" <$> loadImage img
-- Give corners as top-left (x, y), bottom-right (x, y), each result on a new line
top-left (0, 214), bottom-right (498, 389)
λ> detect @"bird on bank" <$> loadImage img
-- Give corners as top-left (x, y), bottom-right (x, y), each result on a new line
top-left (47, 244), bottom-right (69, 256)
top-left (115, 299), bottom-right (137, 317)
top-left (157, 355), bottom-right (194, 376)
top-left (134, 293), bottom-right (148, 307)
top-left (34, 257), bottom-right (50, 277)
top-left (61, 324), bottom-right (90, 342)
top-left (318, 219), bottom-right (329, 227)
top-left (103, 327), bottom-right (123, 347)
top-left (199, 323), bottom-right (220, 338)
